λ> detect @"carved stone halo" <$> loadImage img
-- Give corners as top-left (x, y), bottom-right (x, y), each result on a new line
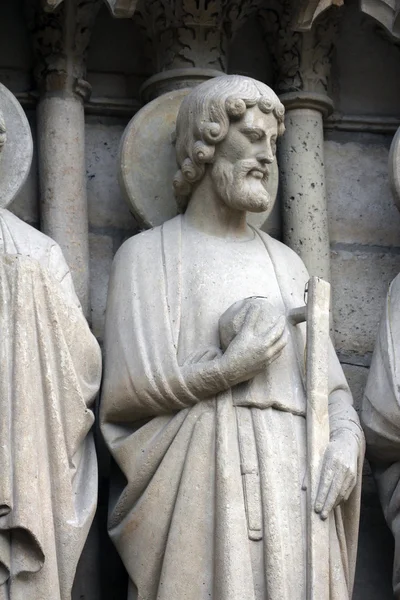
top-left (0, 83), bottom-right (33, 209)
top-left (389, 126), bottom-right (400, 213)
top-left (119, 88), bottom-right (279, 230)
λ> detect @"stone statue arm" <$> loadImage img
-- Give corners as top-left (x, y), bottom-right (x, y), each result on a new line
top-left (328, 344), bottom-right (364, 447)
top-left (274, 236), bottom-right (364, 518)
top-left (101, 234), bottom-right (287, 424)
top-left (48, 242), bottom-right (81, 309)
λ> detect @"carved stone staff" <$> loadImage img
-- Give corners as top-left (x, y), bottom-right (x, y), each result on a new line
top-left (291, 276), bottom-right (331, 599)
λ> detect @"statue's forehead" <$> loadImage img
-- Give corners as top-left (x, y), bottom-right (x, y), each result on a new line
top-left (231, 105), bottom-right (278, 134)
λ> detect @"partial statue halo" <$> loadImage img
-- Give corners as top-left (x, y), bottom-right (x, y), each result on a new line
top-left (0, 83), bottom-right (33, 209)
top-left (389, 126), bottom-right (400, 214)
top-left (119, 88), bottom-right (279, 230)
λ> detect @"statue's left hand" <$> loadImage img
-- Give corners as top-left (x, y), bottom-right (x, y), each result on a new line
top-left (314, 432), bottom-right (359, 520)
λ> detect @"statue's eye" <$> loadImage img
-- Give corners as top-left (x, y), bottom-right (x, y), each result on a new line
top-left (271, 137), bottom-right (277, 154)
top-left (247, 132), bottom-right (261, 143)
top-left (241, 127), bottom-right (263, 143)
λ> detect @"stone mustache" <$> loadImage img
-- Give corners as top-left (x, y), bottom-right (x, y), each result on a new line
top-left (101, 75), bottom-right (364, 600)
top-left (0, 83), bottom-right (101, 600)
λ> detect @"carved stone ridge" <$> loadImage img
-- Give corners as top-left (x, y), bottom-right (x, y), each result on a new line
top-left (293, 0), bottom-right (344, 31)
top-left (140, 67), bottom-right (223, 103)
top-left (280, 90), bottom-right (334, 117)
top-left (361, 0), bottom-right (400, 41)
top-left (42, 0), bottom-right (138, 17)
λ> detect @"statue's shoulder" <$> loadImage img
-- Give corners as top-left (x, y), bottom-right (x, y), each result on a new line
top-left (1, 208), bottom-right (55, 254)
top-left (116, 224), bottom-right (163, 261)
top-left (115, 216), bottom-right (181, 265)
top-left (0, 208), bottom-right (80, 304)
top-left (256, 229), bottom-right (309, 276)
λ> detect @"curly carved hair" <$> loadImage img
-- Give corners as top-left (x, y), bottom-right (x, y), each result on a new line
top-left (0, 108), bottom-right (6, 153)
top-left (173, 75), bottom-right (285, 212)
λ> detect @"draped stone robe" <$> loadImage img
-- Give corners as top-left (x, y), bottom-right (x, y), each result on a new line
top-left (362, 273), bottom-right (400, 597)
top-left (101, 215), bottom-right (364, 600)
top-left (0, 208), bottom-right (101, 600)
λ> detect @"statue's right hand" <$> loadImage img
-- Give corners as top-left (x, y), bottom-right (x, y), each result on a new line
top-left (219, 302), bottom-right (287, 386)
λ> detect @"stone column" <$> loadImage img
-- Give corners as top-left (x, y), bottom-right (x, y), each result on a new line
top-left (138, 0), bottom-right (260, 101)
top-left (28, 0), bottom-right (102, 316)
top-left (260, 1), bottom-right (341, 282)
top-left (279, 93), bottom-right (333, 281)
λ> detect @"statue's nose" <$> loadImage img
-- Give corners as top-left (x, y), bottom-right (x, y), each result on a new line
top-left (256, 151), bottom-right (274, 166)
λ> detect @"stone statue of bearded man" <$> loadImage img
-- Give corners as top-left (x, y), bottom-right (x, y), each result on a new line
top-left (101, 75), bottom-right (364, 600)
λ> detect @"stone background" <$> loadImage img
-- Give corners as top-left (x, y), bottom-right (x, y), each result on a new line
top-left (1, 0), bottom-right (400, 597)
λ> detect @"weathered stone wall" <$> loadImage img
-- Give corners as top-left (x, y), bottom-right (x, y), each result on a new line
top-left (1, 0), bottom-right (400, 597)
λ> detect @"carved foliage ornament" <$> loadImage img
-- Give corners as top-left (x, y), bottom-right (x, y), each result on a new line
top-left (27, 0), bottom-right (103, 97)
top-left (136, 0), bottom-right (264, 73)
top-left (259, 0), bottom-right (341, 94)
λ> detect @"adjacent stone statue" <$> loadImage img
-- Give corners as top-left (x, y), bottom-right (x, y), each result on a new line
top-left (362, 127), bottom-right (400, 598)
top-left (101, 75), bottom-right (364, 600)
top-left (0, 83), bottom-right (101, 599)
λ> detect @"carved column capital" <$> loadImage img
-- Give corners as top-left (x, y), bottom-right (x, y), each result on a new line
top-left (259, 0), bottom-right (342, 98)
top-left (137, 0), bottom-right (263, 100)
top-left (27, 0), bottom-right (102, 100)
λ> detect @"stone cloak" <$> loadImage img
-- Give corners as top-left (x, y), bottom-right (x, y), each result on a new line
top-left (362, 272), bottom-right (400, 597)
top-left (101, 215), bottom-right (363, 600)
top-left (0, 209), bottom-right (101, 599)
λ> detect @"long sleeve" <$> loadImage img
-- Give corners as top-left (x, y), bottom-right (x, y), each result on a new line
top-left (100, 228), bottom-right (216, 427)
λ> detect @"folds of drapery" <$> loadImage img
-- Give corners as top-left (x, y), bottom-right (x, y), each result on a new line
top-left (362, 273), bottom-right (400, 595)
top-left (101, 215), bottom-right (364, 600)
top-left (0, 254), bottom-right (101, 599)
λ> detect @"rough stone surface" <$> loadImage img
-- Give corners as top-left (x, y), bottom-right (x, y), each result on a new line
top-left (89, 232), bottom-right (114, 341)
top-left (325, 133), bottom-right (400, 247)
top-left (86, 120), bottom-right (137, 231)
top-left (279, 106), bottom-right (331, 282)
top-left (331, 247), bottom-right (400, 355)
top-left (342, 363), bottom-right (369, 413)
top-left (37, 94), bottom-right (91, 315)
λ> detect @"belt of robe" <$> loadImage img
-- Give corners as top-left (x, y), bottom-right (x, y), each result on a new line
top-left (236, 407), bottom-right (263, 541)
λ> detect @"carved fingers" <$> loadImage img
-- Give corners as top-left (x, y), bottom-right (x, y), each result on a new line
top-left (314, 434), bottom-right (359, 520)
top-left (219, 301), bottom-right (288, 386)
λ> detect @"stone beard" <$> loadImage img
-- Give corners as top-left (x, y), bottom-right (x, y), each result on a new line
top-left (101, 75), bottom-right (364, 600)
top-left (210, 155), bottom-right (272, 213)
